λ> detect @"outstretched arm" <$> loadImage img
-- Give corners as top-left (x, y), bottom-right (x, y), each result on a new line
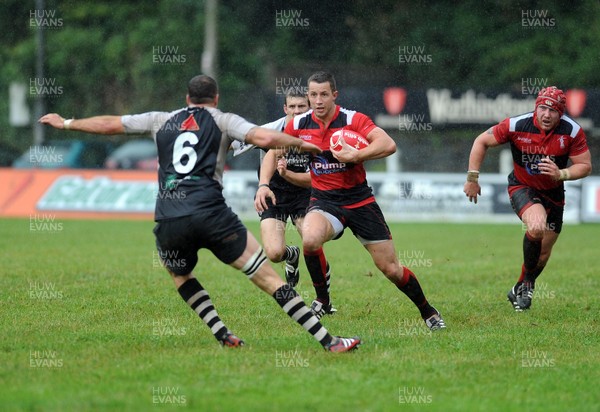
top-left (39, 113), bottom-right (125, 135)
top-left (245, 127), bottom-right (321, 154)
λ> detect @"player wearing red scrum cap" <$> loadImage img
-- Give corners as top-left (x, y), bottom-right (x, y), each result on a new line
top-left (463, 86), bottom-right (592, 311)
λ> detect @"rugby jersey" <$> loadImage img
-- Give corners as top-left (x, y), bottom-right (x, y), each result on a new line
top-left (260, 116), bottom-right (311, 194)
top-left (284, 105), bottom-right (377, 207)
top-left (121, 106), bottom-right (255, 220)
top-left (493, 112), bottom-right (588, 191)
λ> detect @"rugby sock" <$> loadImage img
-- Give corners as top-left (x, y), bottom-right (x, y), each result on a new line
top-left (395, 267), bottom-right (436, 319)
top-left (304, 247), bottom-right (330, 305)
top-left (517, 263), bottom-right (545, 284)
top-left (282, 245), bottom-right (296, 262)
top-left (272, 283), bottom-right (333, 347)
top-left (523, 232), bottom-right (542, 282)
top-left (177, 278), bottom-right (228, 342)
top-left (532, 265), bottom-right (546, 281)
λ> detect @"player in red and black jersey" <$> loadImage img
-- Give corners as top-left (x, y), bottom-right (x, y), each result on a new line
top-left (464, 86), bottom-right (592, 311)
top-left (285, 71), bottom-right (446, 331)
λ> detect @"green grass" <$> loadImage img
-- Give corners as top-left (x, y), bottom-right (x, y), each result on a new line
top-left (1, 218), bottom-right (599, 411)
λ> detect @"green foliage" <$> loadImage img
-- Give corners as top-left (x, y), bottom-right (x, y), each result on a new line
top-left (1, 0), bottom-right (598, 152)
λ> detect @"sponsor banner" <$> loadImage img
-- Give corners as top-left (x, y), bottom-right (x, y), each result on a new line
top-left (581, 177), bottom-right (600, 223)
top-left (221, 171), bottom-right (261, 219)
top-left (0, 168), bottom-right (263, 221)
top-left (367, 172), bottom-right (580, 223)
top-left (0, 168), bottom-right (156, 220)
top-left (0, 168), bottom-right (582, 223)
top-left (37, 175), bottom-right (156, 213)
top-left (370, 88), bottom-right (597, 130)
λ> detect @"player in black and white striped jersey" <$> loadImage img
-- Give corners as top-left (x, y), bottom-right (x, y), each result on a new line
top-left (39, 75), bottom-right (360, 352)
top-left (253, 91), bottom-right (312, 288)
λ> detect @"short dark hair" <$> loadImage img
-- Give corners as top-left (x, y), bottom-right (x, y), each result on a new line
top-left (307, 71), bottom-right (336, 92)
top-left (285, 89), bottom-right (308, 105)
top-left (188, 75), bottom-right (218, 104)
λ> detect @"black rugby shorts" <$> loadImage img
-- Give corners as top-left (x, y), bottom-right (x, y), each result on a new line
top-left (153, 205), bottom-right (247, 275)
top-left (259, 189), bottom-right (309, 224)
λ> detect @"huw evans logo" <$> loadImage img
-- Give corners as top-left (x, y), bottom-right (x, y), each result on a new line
top-left (399, 45), bottom-right (432, 64)
top-left (152, 45), bottom-right (187, 64)
top-left (30, 350), bottom-right (63, 368)
top-left (398, 386), bottom-right (432, 404)
top-left (29, 78), bottom-right (63, 97)
top-left (275, 10), bottom-right (309, 28)
top-left (521, 10), bottom-right (556, 28)
top-left (521, 78), bottom-right (548, 95)
top-left (152, 387), bottom-right (186, 405)
top-left (153, 250), bottom-right (186, 269)
top-left (275, 350), bottom-right (309, 368)
top-left (28, 145), bottom-right (63, 165)
top-left (29, 281), bottom-right (64, 299)
top-left (152, 318), bottom-right (187, 337)
top-left (29, 214), bottom-right (64, 233)
top-left (398, 113), bottom-right (432, 132)
top-left (398, 250), bottom-right (432, 268)
top-left (30, 10), bottom-right (63, 28)
top-left (521, 350), bottom-right (556, 368)
top-left (276, 77), bottom-right (308, 95)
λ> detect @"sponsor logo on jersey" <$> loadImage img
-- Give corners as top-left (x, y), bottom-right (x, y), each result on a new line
top-left (311, 155), bottom-right (347, 175)
top-left (286, 153), bottom-right (310, 167)
top-left (179, 114), bottom-right (200, 131)
top-left (525, 161), bottom-right (541, 175)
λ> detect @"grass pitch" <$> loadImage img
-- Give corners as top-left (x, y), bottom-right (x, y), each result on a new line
top-left (0, 218), bottom-right (598, 411)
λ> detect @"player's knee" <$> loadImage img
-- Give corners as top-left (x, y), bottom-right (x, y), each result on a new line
top-left (524, 218), bottom-right (547, 239)
top-left (525, 225), bottom-right (545, 240)
top-left (264, 246), bottom-right (285, 263)
top-left (302, 237), bottom-right (323, 253)
top-left (378, 261), bottom-right (401, 279)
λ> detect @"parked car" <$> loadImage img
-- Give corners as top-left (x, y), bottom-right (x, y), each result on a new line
top-left (12, 139), bottom-right (115, 169)
top-left (104, 139), bottom-right (158, 170)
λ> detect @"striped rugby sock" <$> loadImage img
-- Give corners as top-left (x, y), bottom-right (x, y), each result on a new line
top-left (272, 284), bottom-right (333, 347)
top-left (282, 245), bottom-right (297, 263)
top-left (177, 278), bottom-right (228, 341)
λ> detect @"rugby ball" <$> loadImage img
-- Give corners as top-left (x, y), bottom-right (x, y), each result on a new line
top-left (329, 129), bottom-right (369, 152)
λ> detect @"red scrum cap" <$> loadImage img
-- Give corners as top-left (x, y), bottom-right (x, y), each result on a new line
top-left (535, 86), bottom-right (566, 116)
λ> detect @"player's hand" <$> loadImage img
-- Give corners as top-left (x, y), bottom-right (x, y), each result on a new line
top-left (38, 113), bottom-right (67, 129)
top-left (331, 138), bottom-right (359, 163)
top-left (276, 157), bottom-right (288, 177)
top-left (254, 185), bottom-right (276, 213)
top-left (299, 141), bottom-right (322, 154)
top-left (538, 156), bottom-right (560, 180)
top-left (463, 181), bottom-right (481, 204)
